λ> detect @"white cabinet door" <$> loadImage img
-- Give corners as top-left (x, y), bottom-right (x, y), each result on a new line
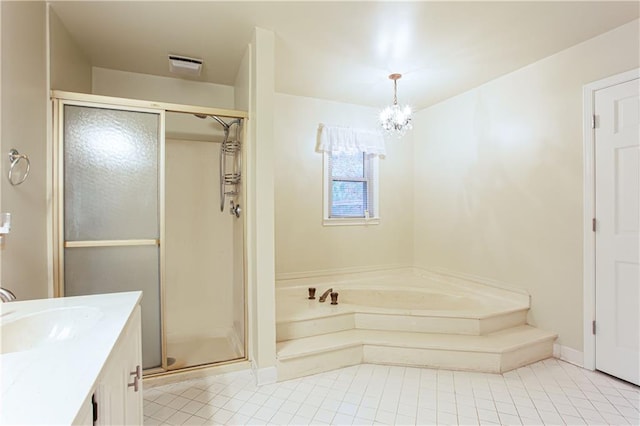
top-left (95, 350), bottom-right (126, 426)
top-left (95, 305), bottom-right (143, 425)
top-left (594, 78), bottom-right (640, 386)
top-left (123, 306), bottom-right (143, 425)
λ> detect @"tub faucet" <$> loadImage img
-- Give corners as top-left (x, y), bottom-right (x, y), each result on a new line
top-left (0, 287), bottom-right (16, 302)
top-left (319, 288), bottom-right (333, 303)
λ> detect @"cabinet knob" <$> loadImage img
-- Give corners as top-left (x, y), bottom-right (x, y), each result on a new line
top-left (128, 365), bottom-right (141, 392)
top-left (130, 365), bottom-right (141, 380)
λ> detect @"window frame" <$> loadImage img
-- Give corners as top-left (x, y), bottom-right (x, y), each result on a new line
top-left (322, 151), bottom-right (380, 226)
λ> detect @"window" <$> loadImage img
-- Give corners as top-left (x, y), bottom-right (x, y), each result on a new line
top-left (323, 151), bottom-right (379, 225)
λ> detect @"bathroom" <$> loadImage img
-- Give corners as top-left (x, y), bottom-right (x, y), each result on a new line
top-left (1, 1), bottom-right (639, 425)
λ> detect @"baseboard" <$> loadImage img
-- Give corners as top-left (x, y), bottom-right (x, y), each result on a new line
top-left (252, 361), bottom-right (278, 385)
top-left (553, 343), bottom-right (584, 367)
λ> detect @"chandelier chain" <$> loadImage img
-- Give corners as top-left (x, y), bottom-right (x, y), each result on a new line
top-left (393, 79), bottom-right (398, 106)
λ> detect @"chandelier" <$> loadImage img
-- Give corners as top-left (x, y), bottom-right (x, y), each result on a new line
top-left (379, 73), bottom-right (412, 137)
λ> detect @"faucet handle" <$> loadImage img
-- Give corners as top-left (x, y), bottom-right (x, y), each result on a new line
top-left (308, 287), bottom-right (316, 300)
top-left (0, 287), bottom-right (16, 302)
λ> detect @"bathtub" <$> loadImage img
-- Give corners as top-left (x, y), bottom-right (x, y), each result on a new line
top-left (276, 269), bottom-right (528, 323)
top-left (275, 270), bottom-right (551, 381)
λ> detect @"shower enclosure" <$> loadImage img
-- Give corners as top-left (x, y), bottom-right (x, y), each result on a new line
top-left (52, 92), bottom-right (247, 375)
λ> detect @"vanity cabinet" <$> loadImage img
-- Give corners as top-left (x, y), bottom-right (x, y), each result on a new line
top-left (73, 305), bottom-right (143, 425)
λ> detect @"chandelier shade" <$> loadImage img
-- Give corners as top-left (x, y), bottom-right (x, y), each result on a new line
top-left (379, 73), bottom-right (412, 137)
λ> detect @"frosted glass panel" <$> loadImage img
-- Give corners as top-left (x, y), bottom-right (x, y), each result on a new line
top-left (64, 246), bottom-right (161, 369)
top-left (64, 105), bottom-right (159, 241)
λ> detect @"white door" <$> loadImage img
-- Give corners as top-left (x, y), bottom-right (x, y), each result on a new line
top-left (594, 78), bottom-right (640, 386)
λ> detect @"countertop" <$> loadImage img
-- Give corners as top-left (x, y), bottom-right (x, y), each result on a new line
top-left (0, 291), bottom-right (142, 425)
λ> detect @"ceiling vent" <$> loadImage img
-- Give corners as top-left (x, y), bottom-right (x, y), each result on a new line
top-left (168, 55), bottom-right (203, 76)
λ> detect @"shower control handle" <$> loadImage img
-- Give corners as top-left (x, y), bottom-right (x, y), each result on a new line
top-left (128, 365), bottom-right (141, 392)
top-left (230, 201), bottom-right (241, 218)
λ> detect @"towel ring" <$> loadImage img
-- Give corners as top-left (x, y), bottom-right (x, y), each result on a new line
top-left (8, 149), bottom-right (30, 186)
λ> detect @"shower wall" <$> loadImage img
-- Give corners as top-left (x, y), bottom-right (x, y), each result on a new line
top-left (164, 138), bottom-right (235, 343)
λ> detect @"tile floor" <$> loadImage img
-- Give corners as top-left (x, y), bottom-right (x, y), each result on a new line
top-left (143, 358), bottom-right (640, 425)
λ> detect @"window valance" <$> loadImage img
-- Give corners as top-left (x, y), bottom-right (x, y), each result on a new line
top-left (315, 123), bottom-right (386, 158)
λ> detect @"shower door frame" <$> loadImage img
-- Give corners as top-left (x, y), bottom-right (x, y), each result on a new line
top-left (51, 90), bottom-right (249, 376)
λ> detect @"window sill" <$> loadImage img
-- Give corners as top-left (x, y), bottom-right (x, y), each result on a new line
top-left (322, 217), bottom-right (380, 227)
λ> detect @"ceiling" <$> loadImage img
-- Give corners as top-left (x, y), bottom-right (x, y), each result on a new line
top-left (50, 1), bottom-right (639, 110)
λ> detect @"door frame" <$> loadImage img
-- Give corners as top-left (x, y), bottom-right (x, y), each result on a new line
top-left (582, 68), bottom-right (639, 370)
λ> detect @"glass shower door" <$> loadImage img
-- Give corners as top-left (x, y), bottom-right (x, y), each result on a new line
top-left (60, 104), bottom-right (163, 370)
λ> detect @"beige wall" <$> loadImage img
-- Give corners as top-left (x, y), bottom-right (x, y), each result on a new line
top-left (413, 19), bottom-right (640, 352)
top-left (92, 67), bottom-right (234, 108)
top-left (0, 1), bottom-right (49, 301)
top-left (273, 93), bottom-right (414, 277)
top-left (49, 8), bottom-right (91, 93)
top-left (246, 28), bottom-right (277, 373)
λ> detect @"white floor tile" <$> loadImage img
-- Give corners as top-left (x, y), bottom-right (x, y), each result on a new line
top-left (416, 407), bottom-right (437, 424)
top-left (253, 405), bottom-right (278, 422)
top-left (313, 407), bottom-right (336, 423)
top-left (332, 412), bottom-right (355, 425)
top-left (457, 416), bottom-right (480, 426)
top-left (143, 359), bottom-right (639, 426)
top-left (437, 410), bottom-right (457, 424)
top-left (456, 404), bottom-right (477, 419)
top-left (165, 410), bottom-right (192, 425)
top-left (264, 396), bottom-right (287, 410)
top-left (280, 399), bottom-right (303, 414)
top-left (476, 407), bottom-right (499, 423)
top-left (373, 408), bottom-right (395, 424)
top-left (494, 401), bottom-right (517, 415)
top-left (395, 413), bottom-right (416, 424)
top-left (168, 395), bottom-right (192, 411)
top-left (182, 415), bottom-right (209, 425)
top-left (221, 397), bottom-right (245, 413)
top-left (226, 412), bottom-right (250, 425)
top-left (238, 401), bottom-right (262, 418)
top-left (269, 409), bottom-right (294, 425)
top-left (497, 412), bottom-right (521, 425)
top-left (150, 405), bottom-right (179, 422)
top-left (355, 406), bottom-right (376, 421)
top-left (192, 403), bottom-right (218, 420)
top-left (209, 394), bottom-right (231, 408)
top-left (296, 403), bottom-right (319, 419)
top-left (180, 400), bottom-right (206, 416)
top-left (560, 414), bottom-right (588, 425)
top-left (351, 416), bottom-right (373, 425)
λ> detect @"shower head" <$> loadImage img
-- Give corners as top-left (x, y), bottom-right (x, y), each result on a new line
top-left (192, 113), bottom-right (241, 132)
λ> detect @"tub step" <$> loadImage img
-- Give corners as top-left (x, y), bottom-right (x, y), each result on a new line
top-left (276, 325), bottom-right (556, 381)
top-left (277, 307), bottom-right (529, 341)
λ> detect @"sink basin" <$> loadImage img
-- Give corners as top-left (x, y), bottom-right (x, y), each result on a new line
top-left (1, 306), bottom-right (103, 354)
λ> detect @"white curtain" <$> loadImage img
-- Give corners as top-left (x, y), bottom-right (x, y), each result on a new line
top-left (315, 123), bottom-right (386, 158)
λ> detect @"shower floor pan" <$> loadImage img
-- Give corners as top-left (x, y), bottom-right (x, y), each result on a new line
top-left (166, 334), bottom-right (243, 370)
